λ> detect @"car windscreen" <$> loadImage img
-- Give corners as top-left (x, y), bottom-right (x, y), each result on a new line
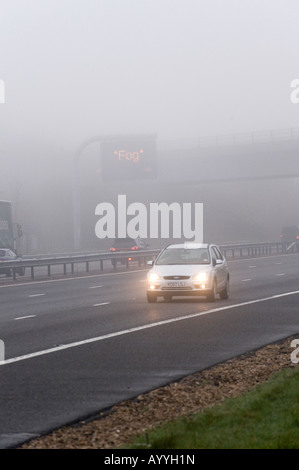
top-left (155, 248), bottom-right (210, 265)
top-left (0, 250), bottom-right (6, 257)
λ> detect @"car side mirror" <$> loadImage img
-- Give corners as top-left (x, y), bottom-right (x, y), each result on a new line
top-left (147, 260), bottom-right (154, 267)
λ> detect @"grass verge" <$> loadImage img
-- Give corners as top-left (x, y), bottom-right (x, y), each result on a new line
top-left (125, 367), bottom-right (299, 449)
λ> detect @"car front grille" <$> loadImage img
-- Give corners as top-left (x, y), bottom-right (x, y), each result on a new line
top-left (163, 276), bottom-right (190, 280)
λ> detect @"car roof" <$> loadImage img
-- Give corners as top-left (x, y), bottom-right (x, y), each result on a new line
top-left (164, 242), bottom-right (210, 249)
top-left (0, 250), bottom-right (11, 256)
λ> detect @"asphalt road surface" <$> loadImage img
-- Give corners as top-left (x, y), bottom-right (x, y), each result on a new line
top-left (0, 253), bottom-right (299, 448)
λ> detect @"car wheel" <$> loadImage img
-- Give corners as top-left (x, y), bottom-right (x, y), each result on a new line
top-left (220, 278), bottom-right (229, 299)
top-left (207, 280), bottom-right (217, 302)
top-left (111, 260), bottom-right (117, 269)
top-left (147, 292), bottom-right (157, 303)
top-left (18, 267), bottom-right (25, 276)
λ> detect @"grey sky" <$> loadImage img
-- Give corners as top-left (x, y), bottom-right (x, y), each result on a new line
top-left (1, 0), bottom-right (298, 148)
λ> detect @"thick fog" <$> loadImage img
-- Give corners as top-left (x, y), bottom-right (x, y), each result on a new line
top-left (0, 0), bottom-right (299, 253)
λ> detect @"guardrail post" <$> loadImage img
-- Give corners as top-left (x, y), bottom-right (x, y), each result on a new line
top-left (100, 260), bottom-right (103, 271)
top-left (86, 261), bottom-right (89, 273)
top-left (31, 266), bottom-right (34, 279)
top-left (12, 268), bottom-right (16, 280)
top-left (48, 265), bottom-right (51, 277)
top-left (64, 264), bottom-right (67, 275)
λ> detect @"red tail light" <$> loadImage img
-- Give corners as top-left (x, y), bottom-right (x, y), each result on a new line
top-left (110, 247), bottom-right (116, 251)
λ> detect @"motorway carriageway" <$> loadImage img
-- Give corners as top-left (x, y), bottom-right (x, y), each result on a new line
top-left (0, 252), bottom-right (298, 448)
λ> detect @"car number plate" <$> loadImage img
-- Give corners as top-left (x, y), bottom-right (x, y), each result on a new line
top-left (167, 281), bottom-right (186, 287)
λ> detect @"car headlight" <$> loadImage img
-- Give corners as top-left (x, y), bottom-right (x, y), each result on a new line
top-left (148, 272), bottom-right (161, 282)
top-left (193, 272), bottom-right (208, 282)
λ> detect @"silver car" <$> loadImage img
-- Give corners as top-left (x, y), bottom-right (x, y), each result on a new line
top-left (146, 242), bottom-right (229, 303)
top-left (0, 249), bottom-right (25, 277)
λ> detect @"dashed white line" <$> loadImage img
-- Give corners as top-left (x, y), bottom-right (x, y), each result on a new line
top-left (14, 315), bottom-right (36, 321)
top-left (93, 302), bottom-right (110, 307)
top-left (89, 285), bottom-right (103, 289)
top-left (276, 273), bottom-right (285, 276)
top-left (241, 279), bottom-right (252, 282)
top-left (28, 293), bottom-right (45, 298)
top-left (2, 288), bottom-right (299, 366)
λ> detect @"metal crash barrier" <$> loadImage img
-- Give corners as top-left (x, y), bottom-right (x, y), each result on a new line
top-left (0, 241), bottom-right (293, 281)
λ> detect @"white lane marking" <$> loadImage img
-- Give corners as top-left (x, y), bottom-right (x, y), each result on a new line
top-left (1, 289), bottom-right (299, 366)
top-left (249, 266), bottom-right (256, 268)
top-left (93, 302), bottom-right (110, 307)
top-left (276, 273), bottom-right (285, 276)
top-left (14, 315), bottom-right (36, 321)
top-left (241, 279), bottom-right (252, 282)
top-left (28, 294), bottom-right (45, 298)
top-left (0, 269), bottom-right (148, 289)
top-left (89, 285), bottom-right (103, 289)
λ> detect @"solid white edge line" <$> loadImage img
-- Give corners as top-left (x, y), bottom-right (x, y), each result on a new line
top-left (1, 289), bottom-right (299, 366)
top-left (0, 269), bottom-right (148, 289)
